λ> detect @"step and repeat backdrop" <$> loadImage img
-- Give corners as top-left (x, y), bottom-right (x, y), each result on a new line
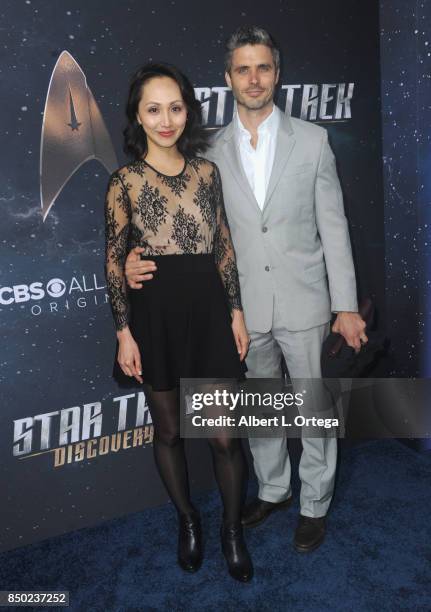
top-left (0, 0), bottom-right (384, 551)
top-left (380, 0), bottom-right (431, 378)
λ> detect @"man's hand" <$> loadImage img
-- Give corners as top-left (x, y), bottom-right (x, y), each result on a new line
top-left (125, 247), bottom-right (157, 289)
top-left (332, 312), bottom-right (368, 353)
top-left (231, 309), bottom-right (250, 361)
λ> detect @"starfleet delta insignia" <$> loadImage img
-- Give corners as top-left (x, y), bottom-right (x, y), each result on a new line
top-left (40, 50), bottom-right (118, 221)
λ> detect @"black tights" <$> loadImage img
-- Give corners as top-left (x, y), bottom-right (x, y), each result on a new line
top-left (146, 386), bottom-right (246, 522)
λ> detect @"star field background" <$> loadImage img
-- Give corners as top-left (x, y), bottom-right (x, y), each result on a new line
top-left (0, 0), bottom-right (384, 551)
top-left (380, 1), bottom-right (431, 377)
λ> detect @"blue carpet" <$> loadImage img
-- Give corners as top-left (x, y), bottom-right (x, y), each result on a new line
top-left (0, 440), bottom-right (430, 611)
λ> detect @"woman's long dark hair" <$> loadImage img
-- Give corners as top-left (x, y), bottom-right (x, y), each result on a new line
top-left (123, 63), bottom-right (209, 160)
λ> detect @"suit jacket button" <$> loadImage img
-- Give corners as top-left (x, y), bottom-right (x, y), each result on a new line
top-left (262, 226), bottom-right (268, 233)
top-left (265, 265), bottom-right (270, 272)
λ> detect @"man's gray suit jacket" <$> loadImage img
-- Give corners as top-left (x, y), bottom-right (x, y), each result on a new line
top-left (206, 106), bottom-right (358, 334)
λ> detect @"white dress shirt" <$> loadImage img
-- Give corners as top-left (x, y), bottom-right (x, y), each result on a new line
top-left (234, 104), bottom-right (280, 210)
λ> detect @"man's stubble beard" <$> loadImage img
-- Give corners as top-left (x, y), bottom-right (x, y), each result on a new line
top-left (235, 90), bottom-right (274, 112)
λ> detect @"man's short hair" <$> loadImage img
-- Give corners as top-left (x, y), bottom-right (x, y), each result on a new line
top-left (224, 26), bottom-right (280, 73)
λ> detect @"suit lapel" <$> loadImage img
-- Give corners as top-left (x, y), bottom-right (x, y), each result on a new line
top-left (221, 122), bottom-right (262, 215)
top-left (263, 113), bottom-right (296, 211)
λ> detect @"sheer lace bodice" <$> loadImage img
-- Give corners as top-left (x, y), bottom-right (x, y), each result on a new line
top-left (104, 157), bottom-right (242, 331)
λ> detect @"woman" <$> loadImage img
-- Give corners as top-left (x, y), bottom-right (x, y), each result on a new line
top-left (104, 63), bottom-right (253, 582)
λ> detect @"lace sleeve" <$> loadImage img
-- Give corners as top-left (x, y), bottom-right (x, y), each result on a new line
top-left (211, 162), bottom-right (243, 312)
top-left (104, 171), bottom-right (132, 331)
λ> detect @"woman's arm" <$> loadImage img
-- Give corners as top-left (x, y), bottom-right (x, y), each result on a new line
top-left (211, 162), bottom-right (249, 360)
top-left (104, 171), bottom-right (132, 333)
top-left (212, 162), bottom-right (242, 311)
top-left (104, 172), bottom-right (143, 382)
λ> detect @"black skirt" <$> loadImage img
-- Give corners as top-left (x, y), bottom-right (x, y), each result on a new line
top-left (112, 254), bottom-right (247, 391)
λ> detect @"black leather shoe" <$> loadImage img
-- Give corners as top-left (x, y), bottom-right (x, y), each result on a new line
top-left (177, 511), bottom-right (203, 572)
top-left (241, 496), bottom-right (293, 528)
top-left (294, 514), bottom-right (326, 553)
top-left (221, 521), bottom-right (253, 582)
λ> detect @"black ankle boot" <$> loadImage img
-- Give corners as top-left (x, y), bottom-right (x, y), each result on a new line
top-left (220, 520), bottom-right (253, 582)
top-left (177, 511), bottom-right (203, 572)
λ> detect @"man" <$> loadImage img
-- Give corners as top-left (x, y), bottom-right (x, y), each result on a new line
top-left (123, 26), bottom-right (367, 553)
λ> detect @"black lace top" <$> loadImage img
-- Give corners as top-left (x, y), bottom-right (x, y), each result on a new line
top-left (104, 156), bottom-right (242, 331)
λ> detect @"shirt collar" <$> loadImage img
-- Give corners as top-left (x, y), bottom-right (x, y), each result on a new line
top-left (235, 104), bottom-right (280, 142)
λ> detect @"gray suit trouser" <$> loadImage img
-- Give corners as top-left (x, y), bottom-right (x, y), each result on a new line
top-left (246, 295), bottom-right (335, 518)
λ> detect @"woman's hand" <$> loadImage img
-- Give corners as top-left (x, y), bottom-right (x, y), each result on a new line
top-left (231, 309), bottom-right (250, 361)
top-left (116, 327), bottom-right (143, 383)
